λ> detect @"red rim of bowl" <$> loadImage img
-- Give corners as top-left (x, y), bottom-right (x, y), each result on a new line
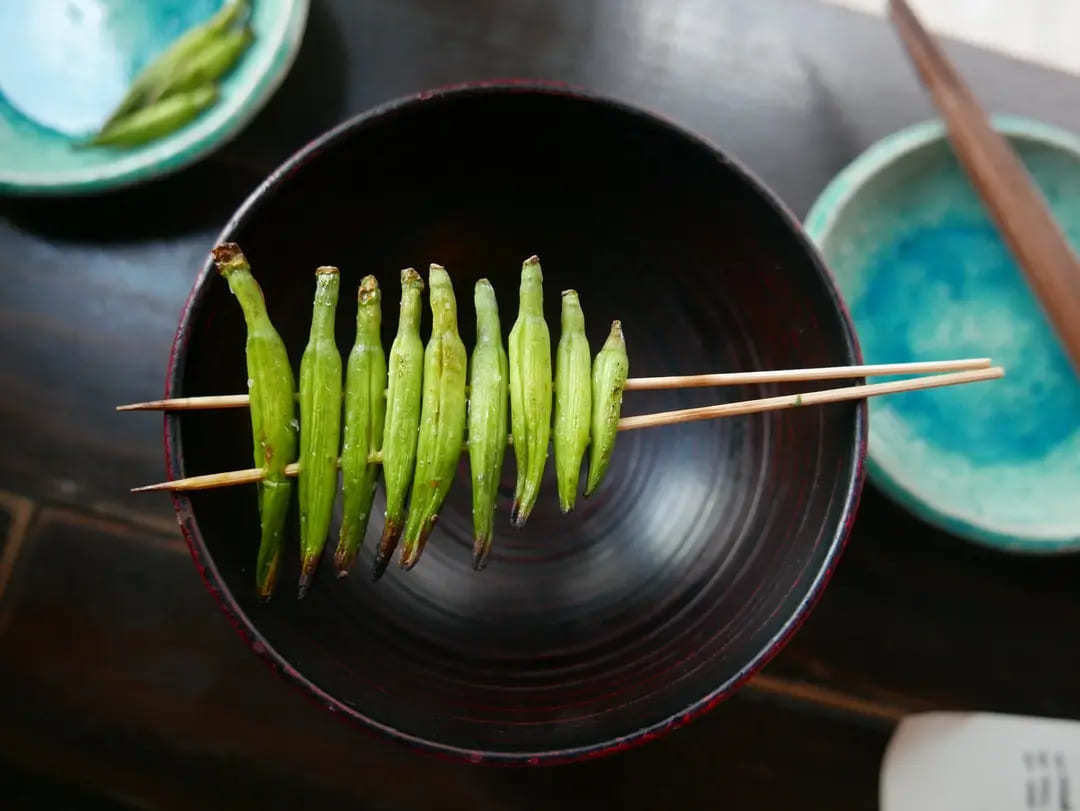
top-left (163, 79), bottom-right (868, 765)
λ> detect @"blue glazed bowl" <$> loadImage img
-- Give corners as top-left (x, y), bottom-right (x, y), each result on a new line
top-left (0, 0), bottom-right (308, 195)
top-left (807, 116), bottom-right (1080, 553)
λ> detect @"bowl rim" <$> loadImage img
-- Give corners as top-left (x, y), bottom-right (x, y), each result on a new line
top-left (163, 80), bottom-right (868, 764)
top-left (805, 114), bottom-right (1080, 555)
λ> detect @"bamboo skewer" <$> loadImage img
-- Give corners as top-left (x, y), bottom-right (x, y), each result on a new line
top-left (622, 357), bottom-right (990, 391)
top-left (117, 358), bottom-right (993, 411)
top-left (132, 366), bottom-right (1003, 493)
top-left (117, 394), bottom-right (252, 411)
top-left (132, 465), bottom-right (291, 492)
top-left (617, 366), bottom-right (1002, 431)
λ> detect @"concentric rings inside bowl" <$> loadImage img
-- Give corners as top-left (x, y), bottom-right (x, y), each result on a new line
top-left (166, 84), bottom-right (865, 762)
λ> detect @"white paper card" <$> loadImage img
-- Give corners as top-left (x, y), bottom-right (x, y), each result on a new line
top-left (881, 712), bottom-right (1080, 811)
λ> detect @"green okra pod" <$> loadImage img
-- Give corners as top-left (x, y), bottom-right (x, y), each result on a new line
top-left (508, 255), bottom-right (552, 527)
top-left (212, 243), bottom-right (297, 600)
top-left (467, 279), bottom-right (509, 570)
top-left (553, 289), bottom-right (592, 513)
top-left (90, 84), bottom-right (218, 147)
top-left (400, 265), bottom-right (468, 570)
top-left (586, 320), bottom-right (629, 496)
top-left (146, 26), bottom-right (254, 106)
top-left (100, 0), bottom-right (249, 128)
top-left (374, 269), bottom-right (425, 579)
top-left (333, 276), bottom-right (387, 577)
top-left (298, 268), bottom-right (343, 597)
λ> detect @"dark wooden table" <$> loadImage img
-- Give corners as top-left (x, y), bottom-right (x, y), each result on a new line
top-left (3, 1), bottom-right (1080, 807)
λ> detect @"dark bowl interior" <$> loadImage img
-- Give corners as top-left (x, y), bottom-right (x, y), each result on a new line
top-left (167, 84), bottom-right (865, 762)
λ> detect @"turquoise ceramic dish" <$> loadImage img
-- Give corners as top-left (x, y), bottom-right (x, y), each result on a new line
top-left (0, 0), bottom-right (308, 195)
top-left (806, 116), bottom-right (1080, 553)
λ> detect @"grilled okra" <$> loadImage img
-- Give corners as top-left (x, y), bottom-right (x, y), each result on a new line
top-left (298, 268), bottom-right (343, 597)
top-left (553, 290), bottom-right (591, 513)
top-left (374, 269), bottom-right (425, 579)
top-left (91, 85), bottom-right (218, 147)
top-left (333, 276), bottom-right (387, 577)
top-left (586, 320), bottom-right (628, 496)
top-left (212, 243), bottom-right (297, 600)
top-left (507, 256), bottom-right (552, 527)
top-left (399, 265), bottom-right (468, 569)
top-left (467, 279), bottom-right (509, 570)
top-left (147, 26), bottom-right (253, 106)
top-left (101, 0), bottom-right (249, 128)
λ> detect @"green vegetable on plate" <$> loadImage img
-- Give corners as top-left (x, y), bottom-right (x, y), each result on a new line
top-left (91, 0), bottom-right (253, 148)
top-left (90, 85), bottom-right (219, 148)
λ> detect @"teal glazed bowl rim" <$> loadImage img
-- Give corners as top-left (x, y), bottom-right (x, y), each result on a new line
top-left (805, 115), bottom-right (1080, 554)
top-left (0, 0), bottom-right (310, 196)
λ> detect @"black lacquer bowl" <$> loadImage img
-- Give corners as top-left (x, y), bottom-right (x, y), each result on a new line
top-left (166, 83), bottom-right (866, 763)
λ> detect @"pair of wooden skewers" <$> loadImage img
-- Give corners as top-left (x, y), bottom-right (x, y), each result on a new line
top-left (124, 357), bottom-right (1003, 493)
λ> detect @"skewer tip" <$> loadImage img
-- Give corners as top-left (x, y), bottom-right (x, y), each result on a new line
top-left (131, 481), bottom-right (170, 493)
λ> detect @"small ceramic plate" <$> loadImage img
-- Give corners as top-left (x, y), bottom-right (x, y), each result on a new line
top-left (807, 116), bottom-right (1080, 553)
top-left (0, 0), bottom-right (308, 195)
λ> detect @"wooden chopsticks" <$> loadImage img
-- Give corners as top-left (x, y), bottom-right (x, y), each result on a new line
top-left (890, 0), bottom-right (1080, 373)
top-left (123, 359), bottom-right (1003, 493)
